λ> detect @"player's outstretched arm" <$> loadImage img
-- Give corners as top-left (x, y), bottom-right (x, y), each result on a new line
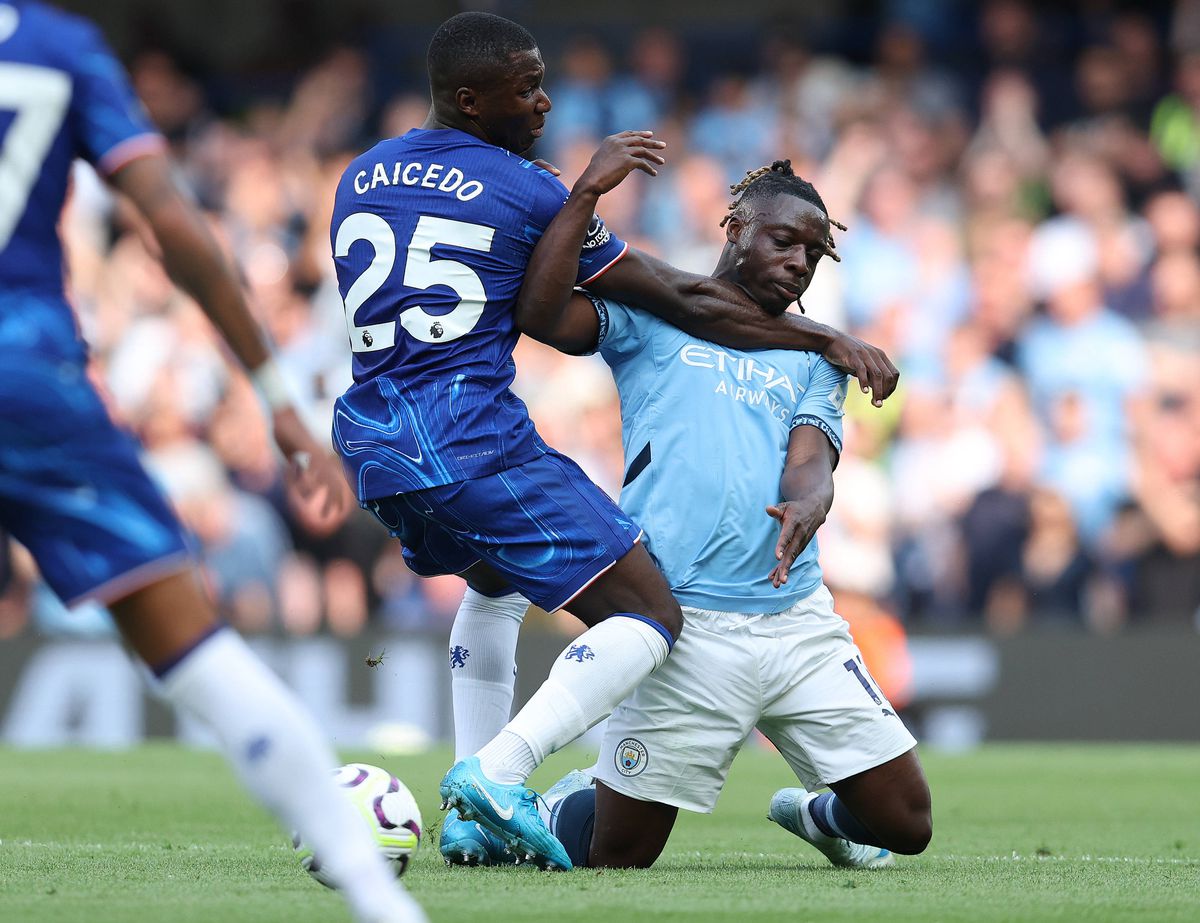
top-left (592, 250), bottom-right (899, 406)
top-left (766, 425), bottom-right (838, 589)
top-left (516, 131), bottom-right (666, 354)
top-left (109, 152), bottom-right (350, 517)
top-left (517, 132), bottom-right (898, 403)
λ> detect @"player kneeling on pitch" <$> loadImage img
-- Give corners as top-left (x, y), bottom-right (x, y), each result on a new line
top-left (516, 154), bottom-right (932, 869)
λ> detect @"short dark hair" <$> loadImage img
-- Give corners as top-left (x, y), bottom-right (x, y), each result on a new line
top-left (721, 160), bottom-right (845, 261)
top-left (427, 12), bottom-right (538, 95)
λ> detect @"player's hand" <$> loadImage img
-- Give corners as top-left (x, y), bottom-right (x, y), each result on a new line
top-left (766, 500), bottom-right (826, 589)
top-left (822, 331), bottom-right (899, 407)
top-left (269, 406), bottom-right (354, 528)
top-left (574, 131), bottom-right (667, 198)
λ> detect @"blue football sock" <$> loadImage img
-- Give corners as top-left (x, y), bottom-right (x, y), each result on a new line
top-left (807, 792), bottom-right (886, 848)
top-left (550, 788), bottom-right (596, 868)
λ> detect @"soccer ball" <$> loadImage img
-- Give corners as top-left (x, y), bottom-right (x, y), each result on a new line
top-left (293, 762), bottom-right (423, 886)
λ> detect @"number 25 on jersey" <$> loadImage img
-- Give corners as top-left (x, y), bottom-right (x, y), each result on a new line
top-left (334, 213), bottom-right (495, 351)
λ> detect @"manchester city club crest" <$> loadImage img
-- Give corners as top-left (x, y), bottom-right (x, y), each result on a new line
top-left (615, 738), bottom-right (648, 776)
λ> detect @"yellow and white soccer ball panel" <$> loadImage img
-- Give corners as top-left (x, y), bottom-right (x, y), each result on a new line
top-left (293, 762), bottom-right (423, 886)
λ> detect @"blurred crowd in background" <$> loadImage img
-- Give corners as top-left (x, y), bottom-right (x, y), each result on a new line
top-left (2, 0), bottom-right (1199, 645)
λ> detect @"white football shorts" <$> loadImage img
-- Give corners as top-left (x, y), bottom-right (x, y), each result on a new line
top-left (592, 585), bottom-right (918, 813)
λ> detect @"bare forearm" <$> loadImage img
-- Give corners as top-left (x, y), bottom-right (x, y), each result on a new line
top-left (516, 188), bottom-right (599, 348)
top-left (151, 203), bottom-right (271, 371)
top-left (114, 155), bottom-right (270, 372)
top-left (686, 277), bottom-right (838, 352)
top-left (591, 250), bottom-right (836, 352)
top-left (780, 459), bottom-right (834, 519)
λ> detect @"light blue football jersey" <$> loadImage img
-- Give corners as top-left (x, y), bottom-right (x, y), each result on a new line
top-left (590, 295), bottom-right (849, 613)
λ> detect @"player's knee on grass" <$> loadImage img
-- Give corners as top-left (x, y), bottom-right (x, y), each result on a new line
top-left (589, 784), bottom-right (676, 869)
top-left (834, 749), bottom-right (931, 854)
top-left (891, 805), bottom-right (933, 855)
top-left (589, 839), bottom-right (667, 869)
top-left (874, 792), bottom-right (932, 855)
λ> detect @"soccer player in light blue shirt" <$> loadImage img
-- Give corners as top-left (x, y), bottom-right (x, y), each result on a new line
top-left (591, 300), bottom-right (850, 613)
top-left (516, 154), bottom-right (931, 871)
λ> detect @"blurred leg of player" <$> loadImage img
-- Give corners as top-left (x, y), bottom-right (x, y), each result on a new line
top-left (0, 362), bottom-right (425, 923)
top-left (113, 575), bottom-right (426, 923)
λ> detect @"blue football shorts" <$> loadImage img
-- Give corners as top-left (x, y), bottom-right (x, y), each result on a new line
top-left (0, 349), bottom-right (191, 606)
top-left (366, 449), bottom-right (642, 612)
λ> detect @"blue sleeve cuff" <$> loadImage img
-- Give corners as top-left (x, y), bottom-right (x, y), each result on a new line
top-left (791, 414), bottom-right (843, 455)
top-left (578, 290), bottom-right (609, 355)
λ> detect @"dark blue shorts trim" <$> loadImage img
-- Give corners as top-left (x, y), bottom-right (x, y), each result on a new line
top-left (613, 612), bottom-right (675, 649)
top-left (152, 621), bottom-right (228, 678)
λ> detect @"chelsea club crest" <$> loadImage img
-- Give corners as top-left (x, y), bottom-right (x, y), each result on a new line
top-left (615, 738), bottom-right (648, 776)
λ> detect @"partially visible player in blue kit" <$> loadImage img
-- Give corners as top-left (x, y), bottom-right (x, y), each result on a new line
top-left (0, 3), bottom-right (423, 919)
top-left (327, 11), bottom-right (898, 871)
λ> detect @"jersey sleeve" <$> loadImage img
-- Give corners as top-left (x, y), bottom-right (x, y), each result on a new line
top-left (526, 170), bottom-right (628, 285)
top-left (68, 22), bottom-right (164, 175)
top-left (790, 356), bottom-right (849, 455)
top-left (582, 291), bottom-right (652, 363)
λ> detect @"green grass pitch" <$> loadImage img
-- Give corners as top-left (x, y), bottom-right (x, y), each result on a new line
top-left (1, 743), bottom-right (1197, 922)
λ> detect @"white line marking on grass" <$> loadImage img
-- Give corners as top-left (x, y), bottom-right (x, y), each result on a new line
top-left (691, 849), bottom-right (1200, 867)
top-left (939, 853), bottom-right (1199, 865)
top-left (0, 840), bottom-right (292, 852)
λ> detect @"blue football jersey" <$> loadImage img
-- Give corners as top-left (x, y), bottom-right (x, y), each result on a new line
top-left (330, 127), bottom-right (628, 500)
top-left (0, 0), bottom-right (162, 301)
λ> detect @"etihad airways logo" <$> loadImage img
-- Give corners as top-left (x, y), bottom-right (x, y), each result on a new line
top-left (677, 344), bottom-right (802, 421)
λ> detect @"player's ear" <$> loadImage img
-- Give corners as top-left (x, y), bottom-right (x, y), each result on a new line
top-left (725, 215), bottom-right (743, 245)
top-left (455, 86), bottom-right (480, 117)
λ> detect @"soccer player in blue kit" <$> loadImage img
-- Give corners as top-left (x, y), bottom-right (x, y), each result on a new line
top-left (0, 3), bottom-right (425, 920)
top-left (516, 157), bottom-right (932, 870)
top-left (329, 11), bottom-right (898, 871)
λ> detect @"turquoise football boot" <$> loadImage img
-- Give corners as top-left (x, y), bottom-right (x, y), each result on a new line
top-left (439, 808), bottom-right (516, 866)
top-left (439, 757), bottom-right (572, 871)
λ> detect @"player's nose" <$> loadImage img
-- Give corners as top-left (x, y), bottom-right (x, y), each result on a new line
top-left (538, 88), bottom-right (552, 112)
top-left (784, 247), bottom-right (811, 278)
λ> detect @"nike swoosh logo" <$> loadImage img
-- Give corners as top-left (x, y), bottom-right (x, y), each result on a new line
top-left (472, 776), bottom-right (514, 821)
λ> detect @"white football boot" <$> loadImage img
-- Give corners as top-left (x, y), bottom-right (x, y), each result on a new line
top-left (768, 788), bottom-right (895, 869)
top-left (541, 768), bottom-right (596, 833)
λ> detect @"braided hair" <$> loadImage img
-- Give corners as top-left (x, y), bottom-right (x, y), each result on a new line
top-left (719, 160), bottom-right (846, 262)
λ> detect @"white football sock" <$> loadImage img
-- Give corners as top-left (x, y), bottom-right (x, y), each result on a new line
top-left (477, 614), bottom-right (672, 785)
top-left (158, 628), bottom-right (420, 922)
top-left (448, 589), bottom-right (527, 760)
